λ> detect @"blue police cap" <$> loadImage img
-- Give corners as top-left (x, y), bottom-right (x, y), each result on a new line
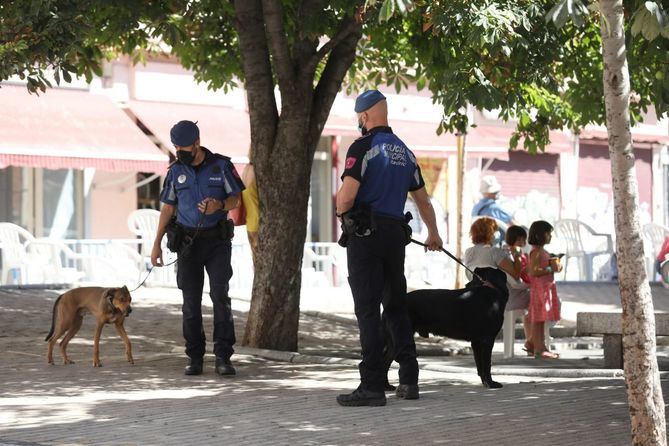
top-left (170, 120), bottom-right (200, 146)
top-left (354, 90), bottom-right (386, 113)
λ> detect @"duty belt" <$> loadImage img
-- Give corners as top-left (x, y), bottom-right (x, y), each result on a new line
top-left (374, 215), bottom-right (405, 225)
top-left (183, 226), bottom-right (220, 237)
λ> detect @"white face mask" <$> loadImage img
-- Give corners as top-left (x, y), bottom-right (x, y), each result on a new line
top-left (357, 115), bottom-right (368, 135)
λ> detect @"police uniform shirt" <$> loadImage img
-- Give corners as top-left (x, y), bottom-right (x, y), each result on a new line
top-left (160, 147), bottom-right (245, 229)
top-left (341, 126), bottom-right (425, 220)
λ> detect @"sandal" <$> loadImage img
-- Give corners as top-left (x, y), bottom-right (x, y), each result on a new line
top-left (535, 350), bottom-right (560, 359)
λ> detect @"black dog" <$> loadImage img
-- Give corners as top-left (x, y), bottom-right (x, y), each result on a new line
top-left (384, 267), bottom-right (509, 389)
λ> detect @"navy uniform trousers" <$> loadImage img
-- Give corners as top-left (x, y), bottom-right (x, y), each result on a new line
top-left (347, 220), bottom-right (418, 392)
top-left (176, 235), bottom-right (235, 360)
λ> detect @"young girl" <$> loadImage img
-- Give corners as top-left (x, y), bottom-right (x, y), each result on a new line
top-left (504, 226), bottom-right (532, 354)
top-left (464, 217), bottom-right (521, 282)
top-left (527, 221), bottom-right (561, 359)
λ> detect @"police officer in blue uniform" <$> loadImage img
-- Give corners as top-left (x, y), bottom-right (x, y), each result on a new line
top-left (151, 120), bottom-right (244, 376)
top-left (336, 90), bottom-right (443, 406)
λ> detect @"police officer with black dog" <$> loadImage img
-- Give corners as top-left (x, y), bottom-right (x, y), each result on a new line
top-left (336, 90), bottom-right (443, 406)
top-left (151, 120), bottom-right (244, 377)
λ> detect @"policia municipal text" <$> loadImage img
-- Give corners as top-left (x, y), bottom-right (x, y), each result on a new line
top-left (336, 90), bottom-right (443, 406)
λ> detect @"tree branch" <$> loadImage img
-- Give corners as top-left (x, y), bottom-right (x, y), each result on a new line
top-left (303, 15), bottom-right (360, 77)
top-left (292, 0), bottom-right (323, 67)
top-left (308, 18), bottom-right (362, 153)
top-left (261, 0), bottom-right (295, 93)
top-left (233, 0), bottom-right (278, 164)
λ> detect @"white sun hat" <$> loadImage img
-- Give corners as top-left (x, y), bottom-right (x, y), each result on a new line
top-left (480, 175), bottom-right (502, 194)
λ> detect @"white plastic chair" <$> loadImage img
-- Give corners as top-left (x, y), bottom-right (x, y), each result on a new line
top-left (127, 209), bottom-right (161, 257)
top-left (24, 239), bottom-right (92, 285)
top-left (554, 219), bottom-right (613, 281)
top-left (0, 222), bottom-right (35, 284)
top-left (302, 246), bottom-right (335, 287)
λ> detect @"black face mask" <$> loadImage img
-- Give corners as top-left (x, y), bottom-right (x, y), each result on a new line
top-left (177, 149), bottom-right (195, 165)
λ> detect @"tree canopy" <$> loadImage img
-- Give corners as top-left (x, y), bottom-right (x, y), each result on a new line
top-left (2, 1), bottom-right (668, 152)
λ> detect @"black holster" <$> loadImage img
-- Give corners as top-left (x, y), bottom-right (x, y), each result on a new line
top-left (165, 218), bottom-right (186, 254)
top-left (403, 211), bottom-right (413, 245)
top-left (337, 206), bottom-right (376, 247)
top-left (219, 218), bottom-right (235, 240)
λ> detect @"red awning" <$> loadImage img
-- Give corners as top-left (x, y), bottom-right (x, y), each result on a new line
top-left (580, 127), bottom-right (669, 145)
top-left (129, 100), bottom-right (363, 160)
top-left (129, 100), bottom-right (252, 161)
top-left (0, 85), bottom-right (169, 173)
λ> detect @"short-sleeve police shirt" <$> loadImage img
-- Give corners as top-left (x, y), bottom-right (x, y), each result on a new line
top-left (341, 126), bottom-right (425, 220)
top-left (160, 147), bottom-right (245, 229)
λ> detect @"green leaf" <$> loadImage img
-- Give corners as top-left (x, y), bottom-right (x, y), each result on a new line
top-left (642, 11), bottom-right (661, 40)
top-left (631, 8), bottom-right (647, 37)
top-left (90, 62), bottom-right (103, 77)
top-left (416, 76), bottom-right (426, 91)
top-left (662, 24), bottom-right (669, 38)
top-left (379, 0), bottom-right (395, 23)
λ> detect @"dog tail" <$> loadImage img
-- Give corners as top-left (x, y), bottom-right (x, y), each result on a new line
top-left (45, 294), bottom-right (63, 342)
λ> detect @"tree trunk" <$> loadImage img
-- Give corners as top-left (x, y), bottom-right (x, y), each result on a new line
top-left (599, 2), bottom-right (667, 444)
top-left (233, 0), bottom-right (361, 351)
top-left (243, 113), bottom-right (312, 350)
top-left (455, 132), bottom-right (466, 288)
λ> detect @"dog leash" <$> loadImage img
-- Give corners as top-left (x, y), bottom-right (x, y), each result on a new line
top-left (128, 202), bottom-right (209, 293)
top-left (409, 238), bottom-right (488, 285)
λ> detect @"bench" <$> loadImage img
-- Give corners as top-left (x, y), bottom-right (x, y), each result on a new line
top-left (576, 312), bottom-right (669, 368)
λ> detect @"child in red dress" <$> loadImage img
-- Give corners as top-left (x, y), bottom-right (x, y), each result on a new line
top-left (527, 221), bottom-right (562, 359)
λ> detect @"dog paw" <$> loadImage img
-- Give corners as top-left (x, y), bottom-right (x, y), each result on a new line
top-left (63, 359), bottom-right (75, 365)
top-left (384, 382), bottom-right (396, 391)
top-left (483, 380), bottom-right (503, 389)
top-left (47, 360), bottom-right (54, 365)
top-left (93, 361), bottom-right (102, 368)
top-left (128, 358), bottom-right (135, 365)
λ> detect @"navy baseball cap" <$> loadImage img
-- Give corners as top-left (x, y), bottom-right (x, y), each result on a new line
top-left (170, 120), bottom-right (200, 146)
top-left (354, 90), bottom-right (386, 113)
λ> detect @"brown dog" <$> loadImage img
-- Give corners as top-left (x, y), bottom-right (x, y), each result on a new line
top-left (45, 286), bottom-right (133, 367)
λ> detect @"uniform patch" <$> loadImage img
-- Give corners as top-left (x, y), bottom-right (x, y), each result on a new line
top-left (177, 174), bottom-right (187, 184)
top-left (345, 157), bottom-right (357, 169)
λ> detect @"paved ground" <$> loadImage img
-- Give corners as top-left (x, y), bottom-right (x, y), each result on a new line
top-left (0, 283), bottom-right (668, 445)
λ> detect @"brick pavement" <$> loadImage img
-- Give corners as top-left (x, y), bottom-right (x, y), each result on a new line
top-left (0, 351), bottom-right (664, 446)
top-left (1, 286), bottom-right (668, 445)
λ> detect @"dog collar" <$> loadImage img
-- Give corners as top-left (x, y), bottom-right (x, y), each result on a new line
top-left (107, 295), bottom-right (118, 313)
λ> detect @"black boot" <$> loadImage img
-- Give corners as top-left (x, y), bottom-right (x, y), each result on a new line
top-left (184, 358), bottom-right (203, 376)
top-left (336, 387), bottom-right (386, 407)
top-left (395, 384), bottom-right (419, 400)
top-left (215, 357), bottom-right (236, 376)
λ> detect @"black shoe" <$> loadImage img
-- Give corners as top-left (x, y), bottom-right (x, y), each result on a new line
top-left (184, 358), bottom-right (203, 376)
top-left (395, 384), bottom-right (419, 400)
top-left (215, 357), bottom-right (236, 376)
top-left (336, 387), bottom-right (386, 407)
